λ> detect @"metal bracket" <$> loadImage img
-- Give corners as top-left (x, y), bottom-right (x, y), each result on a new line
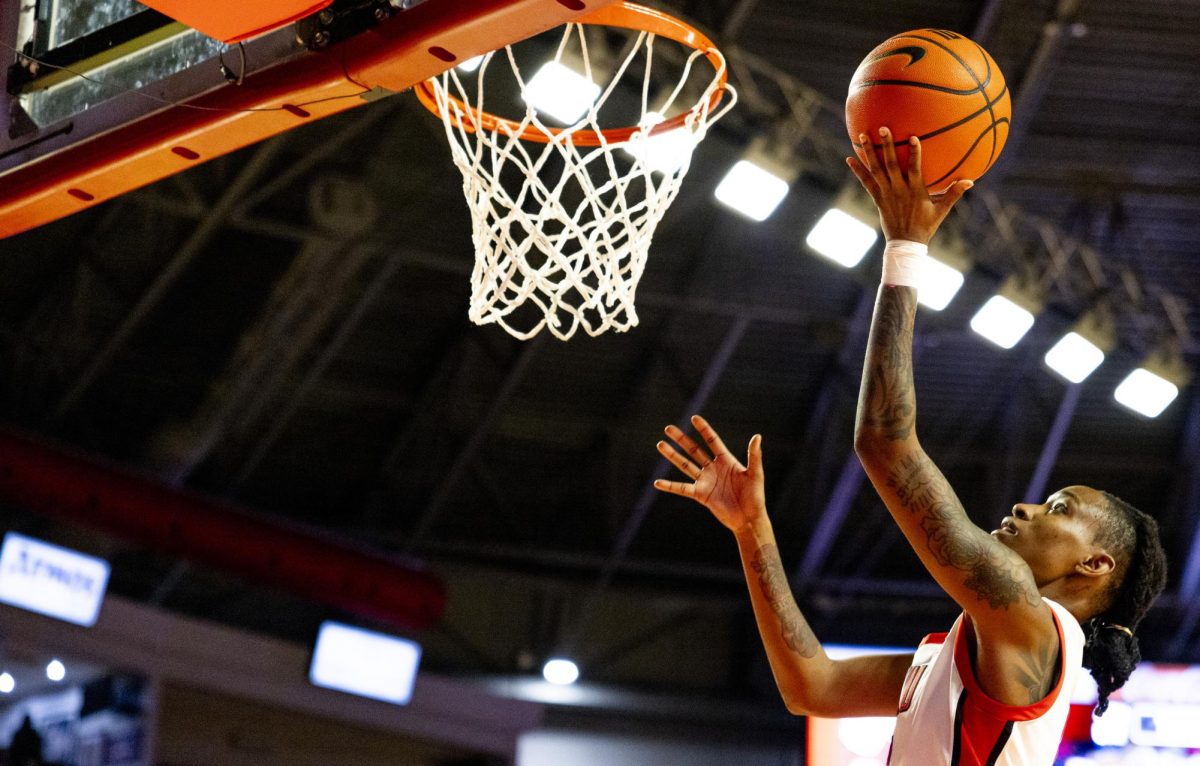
top-left (295, 0), bottom-right (396, 50)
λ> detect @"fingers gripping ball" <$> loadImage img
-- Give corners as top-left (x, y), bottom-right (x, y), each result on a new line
top-left (846, 29), bottom-right (1011, 193)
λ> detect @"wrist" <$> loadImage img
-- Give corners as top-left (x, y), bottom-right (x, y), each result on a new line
top-left (881, 239), bottom-right (929, 289)
top-left (733, 510), bottom-right (772, 540)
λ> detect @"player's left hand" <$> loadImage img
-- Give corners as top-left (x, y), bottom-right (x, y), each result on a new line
top-left (846, 127), bottom-right (972, 244)
top-left (653, 415), bottom-right (766, 535)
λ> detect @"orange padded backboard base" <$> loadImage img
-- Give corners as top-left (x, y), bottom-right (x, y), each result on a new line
top-left (138, 0), bottom-right (335, 44)
top-left (0, 0), bottom-right (618, 239)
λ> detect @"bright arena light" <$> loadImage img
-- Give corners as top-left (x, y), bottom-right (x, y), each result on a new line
top-left (918, 256), bottom-right (965, 311)
top-left (621, 113), bottom-right (696, 175)
top-left (1114, 368), bottom-right (1180, 418)
top-left (46, 659), bottom-right (66, 682)
top-left (970, 295), bottom-right (1036, 349)
top-left (805, 208), bottom-right (878, 268)
top-left (0, 672), bottom-right (13, 694)
top-left (523, 61), bottom-right (601, 124)
top-left (542, 658), bottom-right (580, 685)
top-left (1045, 331), bottom-right (1106, 383)
top-left (714, 160), bottom-right (791, 221)
top-left (457, 55), bottom-right (485, 73)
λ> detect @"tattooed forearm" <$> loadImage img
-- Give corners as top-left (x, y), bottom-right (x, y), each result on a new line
top-left (750, 544), bottom-right (819, 657)
top-left (1010, 635), bottom-right (1060, 704)
top-left (857, 286), bottom-right (917, 442)
top-left (888, 452), bottom-right (1041, 609)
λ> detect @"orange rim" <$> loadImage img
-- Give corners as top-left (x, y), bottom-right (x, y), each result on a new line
top-left (413, 1), bottom-right (729, 146)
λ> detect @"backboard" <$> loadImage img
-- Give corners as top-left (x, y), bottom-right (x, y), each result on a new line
top-left (0, 0), bottom-right (616, 238)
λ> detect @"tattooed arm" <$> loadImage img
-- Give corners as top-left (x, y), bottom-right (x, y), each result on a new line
top-left (656, 416), bottom-right (911, 717)
top-left (847, 129), bottom-right (1061, 707)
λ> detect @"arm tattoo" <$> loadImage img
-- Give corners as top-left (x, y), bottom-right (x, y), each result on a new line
top-left (1011, 635), bottom-right (1060, 704)
top-left (888, 453), bottom-right (1041, 609)
top-left (861, 288), bottom-right (1041, 612)
top-left (858, 286), bottom-right (917, 441)
top-left (750, 544), bottom-right (819, 658)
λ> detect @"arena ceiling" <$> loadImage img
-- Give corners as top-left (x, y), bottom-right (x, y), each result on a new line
top-left (0, 0), bottom-right (1197, 734)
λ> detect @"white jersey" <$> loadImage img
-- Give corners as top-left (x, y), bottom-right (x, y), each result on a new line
top-left (888, 598), bottom-right (1085, 766)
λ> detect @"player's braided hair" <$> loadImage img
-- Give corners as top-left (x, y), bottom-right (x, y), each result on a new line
top-left (1081, 492), bottom-right (1167, 715)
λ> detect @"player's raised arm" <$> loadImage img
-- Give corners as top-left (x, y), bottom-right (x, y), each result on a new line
top-left (847, 129), bottom-right (1060, 702)
top-left (654, 415), bottom-right (911, 718)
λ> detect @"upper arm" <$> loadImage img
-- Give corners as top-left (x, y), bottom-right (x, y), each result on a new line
top-left (856, 440), bottom-right (1049, 640)
top-left (802, 653), bottom-right (913, 718)
top-left (852, 284), bottom-right (1058, 701)
top-left (857, 445), bottom-right (1064, 705)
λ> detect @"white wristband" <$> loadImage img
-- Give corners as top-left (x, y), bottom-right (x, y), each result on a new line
top-left (881, 239), bottom-right (929, 289)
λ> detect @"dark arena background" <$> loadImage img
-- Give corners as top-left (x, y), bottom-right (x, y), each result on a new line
top-left (0, 1), bottom-right (1197, 764)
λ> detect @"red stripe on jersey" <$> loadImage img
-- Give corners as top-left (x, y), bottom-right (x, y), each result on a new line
top-left (952, 609), bottom-right (1068, 721)
top-left (953, 689), bottom-right (1017, 765)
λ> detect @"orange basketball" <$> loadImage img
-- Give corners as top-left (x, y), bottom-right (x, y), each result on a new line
top-left (846, 29), bottom-right (1011, 193)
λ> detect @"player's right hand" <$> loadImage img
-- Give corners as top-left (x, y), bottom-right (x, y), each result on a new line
top-left (846, 126), bottom-right (972, 244)
top-left (654, 415), bottom-right (766, 534)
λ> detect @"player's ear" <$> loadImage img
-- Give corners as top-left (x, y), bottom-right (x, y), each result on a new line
top-left (1076, 551), bottom-right (1115, 578)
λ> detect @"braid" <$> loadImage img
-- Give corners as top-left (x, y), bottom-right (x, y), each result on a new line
top-left (1081, 492), bottom-right (1167, 715)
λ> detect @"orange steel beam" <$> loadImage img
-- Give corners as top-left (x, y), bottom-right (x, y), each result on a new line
top-left (0, 0), bottom-right (617, 239)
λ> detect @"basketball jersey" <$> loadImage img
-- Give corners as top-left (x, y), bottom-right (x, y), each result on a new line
top-left (888, 598), bottom-right (1085, 766)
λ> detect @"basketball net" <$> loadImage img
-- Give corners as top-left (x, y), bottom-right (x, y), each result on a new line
top-left (420, 6), bottom-right (735, 340)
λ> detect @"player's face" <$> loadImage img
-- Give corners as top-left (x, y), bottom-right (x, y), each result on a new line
top-left (990, 485), bottom-right (1110, 585)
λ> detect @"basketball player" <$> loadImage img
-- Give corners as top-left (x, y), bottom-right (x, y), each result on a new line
top-left (653, 128), bottom-right (1167, 764)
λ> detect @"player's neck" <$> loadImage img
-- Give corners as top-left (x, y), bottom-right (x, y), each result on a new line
top-left (1038, 579), bottom-right (1095, 624)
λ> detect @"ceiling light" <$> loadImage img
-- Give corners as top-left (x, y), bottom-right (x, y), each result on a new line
top-left (714, 137), bottom-right (798, 222)
top-left (805, 209), bottom-right (877, 268)
top-left (970, 278), bottom-right (1041, 350)
top-left (919, 239), bottom-right (969, 311)
top-left (309, 621), bottom-right (423, 705)
top-left (523, 60), bottom-right (601, 125)
top-left (46, 659), bottom-right (66, 682)
top-left (0, 672), bottom-right (13, 694)
top-left (1114, 343), bottom-right (1189, 418)
top-left (970, 297), bottom-right (1035, 349)
top-left (542, 658), bottom-right (579, 685)
top-left (1044, 308), bottom-right (1114, 384)
top-left (457, 55), bottom-right (485, 73)
top-left (621, 112), bottom-right (697, 175)
top-left (805, 185), bottom-right (881, 269)
top-left (1045, 333), bottom-right (1104, 384)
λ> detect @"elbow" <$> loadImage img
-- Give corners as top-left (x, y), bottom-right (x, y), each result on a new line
top-left (776, 672), bottom-right (827, 717)
top-left (853, 427), bottom-right (886, 464)
top-left (853, 421), bottom-right (913, 466)
top-left (781, 691), bottom-right (813, 717)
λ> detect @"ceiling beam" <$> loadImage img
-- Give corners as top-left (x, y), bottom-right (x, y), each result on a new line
top-left (721, 0), bottom-right (762, 38)
top-left (403, 336), bottom-right (546, 555)
top-left (564, 315), bottom-right (752, 650)
top-left (129, 193), bottom-right (841, 329)
top-left (50, 137), bottom-right (290, 425)
top-left (771, 290), bottom-right (873, 557)
top-left (228, 247), bottom-right (402, 492)
top-left (359, 320), bottom-right (472, 534)
top-left (144, 235), bottom-right (376, 484)
top-left (1022, 382), bottom-right (1082, 503)
top-left (796, 317), bottom-right (925, 581)
top-left (1164, 391), bottom-right (1200, 657)
top-left (990, 0), bottom-right (1085, 181)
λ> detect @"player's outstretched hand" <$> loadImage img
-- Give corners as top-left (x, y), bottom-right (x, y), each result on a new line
top-left (654, 415), bottom-right (766, 534)
top-left (846, 126), bottom-right (973, 244)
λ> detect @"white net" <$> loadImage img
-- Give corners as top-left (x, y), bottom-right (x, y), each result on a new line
top-left (426, 19), bottom-right (735, 340)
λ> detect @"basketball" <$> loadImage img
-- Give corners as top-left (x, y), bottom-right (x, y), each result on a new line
top-left (846, 29), bottom-right (1011, 193)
